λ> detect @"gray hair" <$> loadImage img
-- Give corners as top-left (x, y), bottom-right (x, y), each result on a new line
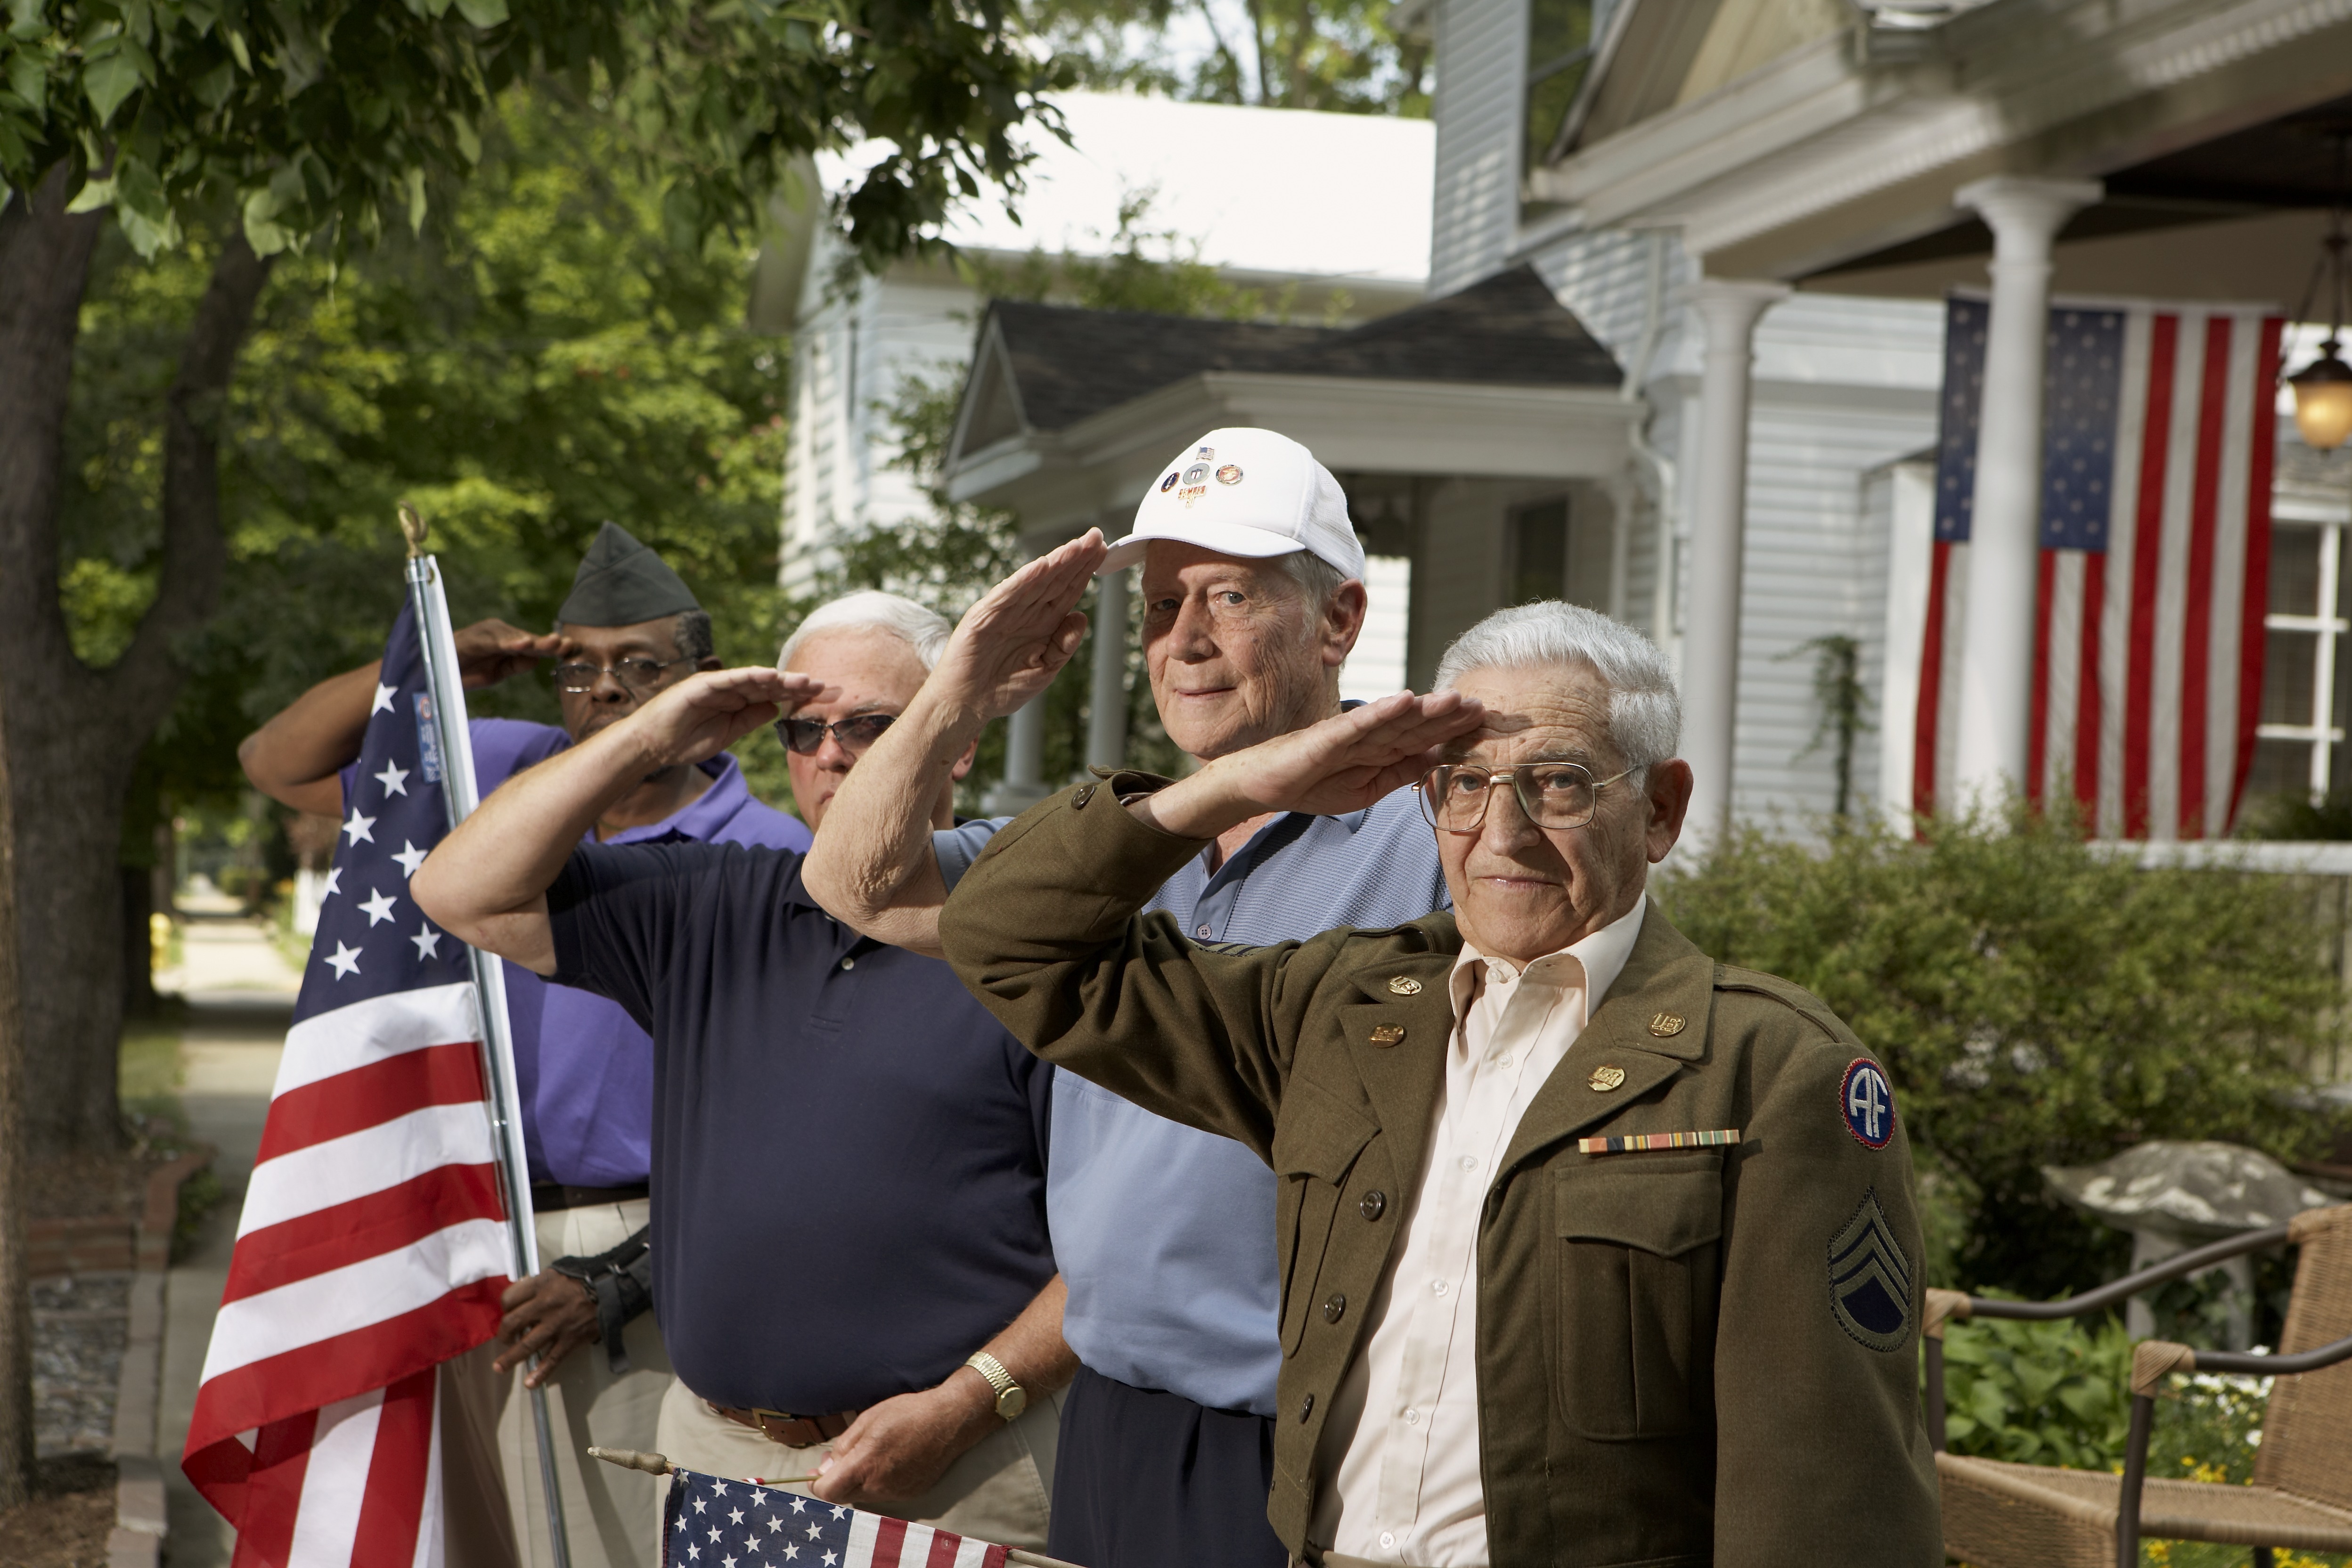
top-left (777, 590), bottom-right (952, 673)
top-left (1434, 602), bottom-right (1682, 771)
top-left (1278, 549), bottom-right (1352, 609)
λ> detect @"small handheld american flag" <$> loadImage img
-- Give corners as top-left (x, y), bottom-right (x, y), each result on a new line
top-left (663, 1467), bottom-right (1010, 1568)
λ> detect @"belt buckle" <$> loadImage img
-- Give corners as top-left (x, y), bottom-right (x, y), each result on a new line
top-left (748, 1407), bottom-right (819, 1448)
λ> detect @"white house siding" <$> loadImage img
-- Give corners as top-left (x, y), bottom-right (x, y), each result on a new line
top-left (1429, 0), bottom-right (1526, 296)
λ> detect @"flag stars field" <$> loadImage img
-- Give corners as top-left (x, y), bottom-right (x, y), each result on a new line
top-left (326, 941), bottom-right (362, 979)
top-left (376, 760), bottom-right (410, 796)
top-left (343, 808), bottom-right (376, 846)
top-left (393, 840), bottom-right (429, 877)
top-left (360, 887), bottom-right (399, 926)
top-left (411, 923), bottom-right (442, 960)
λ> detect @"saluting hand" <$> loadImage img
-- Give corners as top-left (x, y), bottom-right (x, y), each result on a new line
top-left (614, 667), bottom-right (834, 772)
top-left (1136, 688), bottom-right (1486, 840)
top-left (916, 530), bottom-right (1107, 724)
top-left (452, 618), bottom-right (562, 688)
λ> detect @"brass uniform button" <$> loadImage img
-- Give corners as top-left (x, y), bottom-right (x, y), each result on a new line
top-left (1299, 1393), bottom-right (1315, 1422)
top-left (1387, 976), bottom-right (1422, 996)
top-left (1369, 1023), bottom-right (1405, 1046)
top-left (1588, 1064), bottom-right (1627, 1092)
top-left (1649, 1011), bottom-right (1686, 1037)
top-left (1072, 784), bottom-right (1096, 808)
top-left (1359, 1190), bottom-right (1386, 1221)
top-left (1323, 1293), bottom-right (1347, 1323)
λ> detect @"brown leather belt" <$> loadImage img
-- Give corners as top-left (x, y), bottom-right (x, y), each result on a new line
top-left (710, 1403), bottom-right (858, 1449)
top-left (531, 1182), bottom-right (650, 1212)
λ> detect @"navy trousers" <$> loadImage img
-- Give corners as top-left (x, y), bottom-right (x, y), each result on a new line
top-left (1045, 1364), bottom-right (1289, 1568)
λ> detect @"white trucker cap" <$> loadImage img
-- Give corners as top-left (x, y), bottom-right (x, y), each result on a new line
top-left (1100, 427), bottom-right (1366, 580)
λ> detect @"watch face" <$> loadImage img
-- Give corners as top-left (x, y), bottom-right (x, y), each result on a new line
top-left (997, 1386), bottom-right (1028, 1421)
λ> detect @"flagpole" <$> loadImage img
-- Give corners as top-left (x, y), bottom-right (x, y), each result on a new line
top-left (401, 506), bottom-right (575, 1568)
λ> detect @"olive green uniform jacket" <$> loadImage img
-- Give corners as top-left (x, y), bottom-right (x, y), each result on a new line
top-left (941, 779), bottom-right (1942, 1568)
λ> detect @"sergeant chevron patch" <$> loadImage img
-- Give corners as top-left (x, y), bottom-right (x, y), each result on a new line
top-left (1827, 1189), bottom-right (1914, 1353)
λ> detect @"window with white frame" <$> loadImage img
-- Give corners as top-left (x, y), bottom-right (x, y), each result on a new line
top-left (2251, 517), bottom-right (2352, 800)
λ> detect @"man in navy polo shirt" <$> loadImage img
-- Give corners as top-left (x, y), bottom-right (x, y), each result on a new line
top-left (239, 523), bottom-right (808, 1568)
top-left (804, 428), bottom-right (1453, 1568)
top-left (414, 582), bottom-right (1086, 1551)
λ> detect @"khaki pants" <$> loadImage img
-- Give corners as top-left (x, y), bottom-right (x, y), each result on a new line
top-left (653, 1374), bottom-right (1062, 1551)
top-left (493, 1200), bottom-right (674, 1568)
top-left (441, 1339), bottom-right (523, 1568)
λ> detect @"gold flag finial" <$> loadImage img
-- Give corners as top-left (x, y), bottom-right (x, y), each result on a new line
top-left (398, 502), bottom-right (429, 559)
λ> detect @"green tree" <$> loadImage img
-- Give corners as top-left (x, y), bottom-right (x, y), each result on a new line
top-left (1030, 0), bottom-right (1429, 114)
top-left (1657, 805), bottom-right (2345, 1300)
top-left (1, 0), bottom-right (1063, 1161)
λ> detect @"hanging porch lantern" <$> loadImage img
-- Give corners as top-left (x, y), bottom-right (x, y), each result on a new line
top-left (2287, 137), bottom-right (2352, 451)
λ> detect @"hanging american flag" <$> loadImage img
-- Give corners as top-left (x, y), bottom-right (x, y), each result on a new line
top-left (662, 1467), bottom-right (1012, 1568)
top-left (181, 601), bottom-right (520, 1566)
top-left (1914, 295), bottom-right (2284, 838)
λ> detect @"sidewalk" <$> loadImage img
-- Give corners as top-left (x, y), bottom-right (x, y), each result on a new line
top-left (152, 898), bottom-right (302, 1566)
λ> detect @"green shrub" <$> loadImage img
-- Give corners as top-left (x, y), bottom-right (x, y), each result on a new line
top-left (1658, 805), bottom-right (2344, 1298)
top-left (1935, 1313), bottom-right (2135, 1468)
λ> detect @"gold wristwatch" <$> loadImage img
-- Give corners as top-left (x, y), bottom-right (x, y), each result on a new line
top-left (964, 1351), bottom-right (1027, 1421)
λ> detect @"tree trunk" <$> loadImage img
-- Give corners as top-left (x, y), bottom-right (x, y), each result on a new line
top-left (0, 165), bottom-right (274, 1156)
top-left (0, 674), bottom-right (31, 1515)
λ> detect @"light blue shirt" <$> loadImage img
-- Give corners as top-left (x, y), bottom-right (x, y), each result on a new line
top-left (935, 785), bottom-right (1451, 1414)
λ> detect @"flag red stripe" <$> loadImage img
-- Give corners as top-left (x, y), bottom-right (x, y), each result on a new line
top-left (226, 1408), bottom-right (317, 1568)
top-left (2123, 314), bottom-right (2179, 837)
top-left (2028, 549), bottom-right (2057, 809)
top-left (872, 1514), bottom-right (909, 1566)
top-left (184, 1278), bottom-right (504, 1462)
top-left (927, 1528), bottom-right (965, 1568)
top-left (1915, 539), bottom-right (1953, 821)
top-left (351, 1368), bottom-right (437, 1568)
top-left (223, 1163), bottom-right (505, 1304)
top-left (2177, 314), bottom-right (2233, 837)
top-left (2074, 551), bottom-right (2106, 818)
top-left (2234, 317), bottom-right (2285, 824)
top-left (255, 1039), bottom-right (486, 1165)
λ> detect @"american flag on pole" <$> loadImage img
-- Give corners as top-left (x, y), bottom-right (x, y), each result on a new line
top-left (662, 1467), bottom-right (1011, 1568)
top-left (1914, 295), bottom-right (2285, 837)
top-left (181, 601), bottom-right (520, 1566)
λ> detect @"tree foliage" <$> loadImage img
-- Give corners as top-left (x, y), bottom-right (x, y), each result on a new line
top-left (61, 87), bottom-right (791, 813)
top-left (1028, 0), bottom-right (1428, 114)
top-left (1, 0), bottom-right (1065, 267)
top-left (1657, 806), bottom-right (2346, 1298)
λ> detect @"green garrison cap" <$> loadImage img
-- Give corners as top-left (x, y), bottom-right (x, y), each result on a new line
top-left (556, 522), bottom-right (701, 627)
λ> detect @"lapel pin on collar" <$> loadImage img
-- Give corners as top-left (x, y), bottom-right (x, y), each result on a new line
top-left (1649, 1012), bottom-right (1686, 1037)
top-left (1588, 1064), bottom-right (1627, 1092)
top-left (1388, 976), bottom-right (1422, 996)
top-left (1369, 1024), bottom-right (1405, 1046)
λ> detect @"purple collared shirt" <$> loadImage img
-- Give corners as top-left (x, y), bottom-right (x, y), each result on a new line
top-left (346, 717), bottom-right (809, 1184)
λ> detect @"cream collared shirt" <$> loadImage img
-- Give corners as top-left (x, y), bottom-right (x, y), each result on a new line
top-left (1307, 898), bottom-right (1649, 1566)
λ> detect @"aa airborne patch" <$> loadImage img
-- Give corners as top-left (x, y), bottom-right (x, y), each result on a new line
top-left (1827, 1189), bottom-right (1914, 1353)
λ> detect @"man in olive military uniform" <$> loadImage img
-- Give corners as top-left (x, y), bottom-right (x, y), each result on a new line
top-left (935, 601), bottom-right (1942, 1567)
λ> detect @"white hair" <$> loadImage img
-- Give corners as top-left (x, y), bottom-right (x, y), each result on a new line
top-left (1434, 601), bottom-right (1682, 772)
top-left (776, 590), bottom-right (952, 673)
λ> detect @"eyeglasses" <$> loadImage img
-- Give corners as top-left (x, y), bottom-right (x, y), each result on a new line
top-left (554, 655), bottom-right (694, 694)
top-left (1416, 761), bottom-right (1636, 834)
top-left (776, 713), bottom-right (898, 756)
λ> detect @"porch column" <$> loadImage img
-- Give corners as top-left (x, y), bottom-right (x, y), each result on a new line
top-left (1952, 175), bottom-right (2101, 806)
top-left (1085, 565), bottom-right (1131, 772)
top-left (1681, 279), bottom-right (1788, 843)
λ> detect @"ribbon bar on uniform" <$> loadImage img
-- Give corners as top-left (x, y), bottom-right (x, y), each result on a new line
top-left (1577, 1128), bottom-right (1741, 1155)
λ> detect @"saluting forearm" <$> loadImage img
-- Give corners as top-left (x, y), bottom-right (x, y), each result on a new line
top-left (413, 719), bottom-right (662, 972)
top-left (800, 682), bottom-right (983, 956)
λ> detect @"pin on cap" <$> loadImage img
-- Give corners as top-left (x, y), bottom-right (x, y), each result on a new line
top-left (1101, 427), bottom-right (1365, 581)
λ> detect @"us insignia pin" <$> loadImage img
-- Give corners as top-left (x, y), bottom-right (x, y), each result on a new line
top-left (1159, 471), bottom-right (1180, 492)
top-left (1827, 1189), bottom-right (1914, 1352)
top-left (1387, 976), bottom-right (1422, 996)
top-left (1369, 1024), bottom-right (1405, 1046)
top-left (1588, 1065), bottom-right (1626, 1092)
top-left (1649, 1012), bottom-right (1685, 1037)
top-left (1216, 464), bottom-right (1243, 484)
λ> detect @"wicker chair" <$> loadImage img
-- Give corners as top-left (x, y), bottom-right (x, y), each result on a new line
top-left (1926, 1203), bottom-right (2352, 1568)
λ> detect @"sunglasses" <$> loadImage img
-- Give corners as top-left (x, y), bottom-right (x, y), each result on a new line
top-left (775, 713), bottom-right (898, 755)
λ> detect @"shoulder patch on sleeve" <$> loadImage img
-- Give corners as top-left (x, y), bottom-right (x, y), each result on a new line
top-left (1828, 1188), bottom-right (1914, 1353)
top-left (1838, 1057), bottom-right (1896, 1150)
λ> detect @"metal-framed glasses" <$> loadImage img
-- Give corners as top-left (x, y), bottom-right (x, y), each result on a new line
top-left (776, 713), bottom-right (897, 756)
top-left (554, 655), bottom-right (694, 694)
top-left (1417, 761), bottom-right (1636, 834)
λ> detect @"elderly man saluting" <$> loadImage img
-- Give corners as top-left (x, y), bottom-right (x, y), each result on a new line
top-left (931, 602), bottom-right (1943, 1567)
top-left (806, 427), bottom-right (1451, 1568)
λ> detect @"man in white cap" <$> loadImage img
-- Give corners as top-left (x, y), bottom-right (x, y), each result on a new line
top-left (804, 427), bottom-right (1453, 1568)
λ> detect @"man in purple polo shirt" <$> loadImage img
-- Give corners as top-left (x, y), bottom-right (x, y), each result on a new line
top-left (239, 522), bottom-right (807, 1568)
